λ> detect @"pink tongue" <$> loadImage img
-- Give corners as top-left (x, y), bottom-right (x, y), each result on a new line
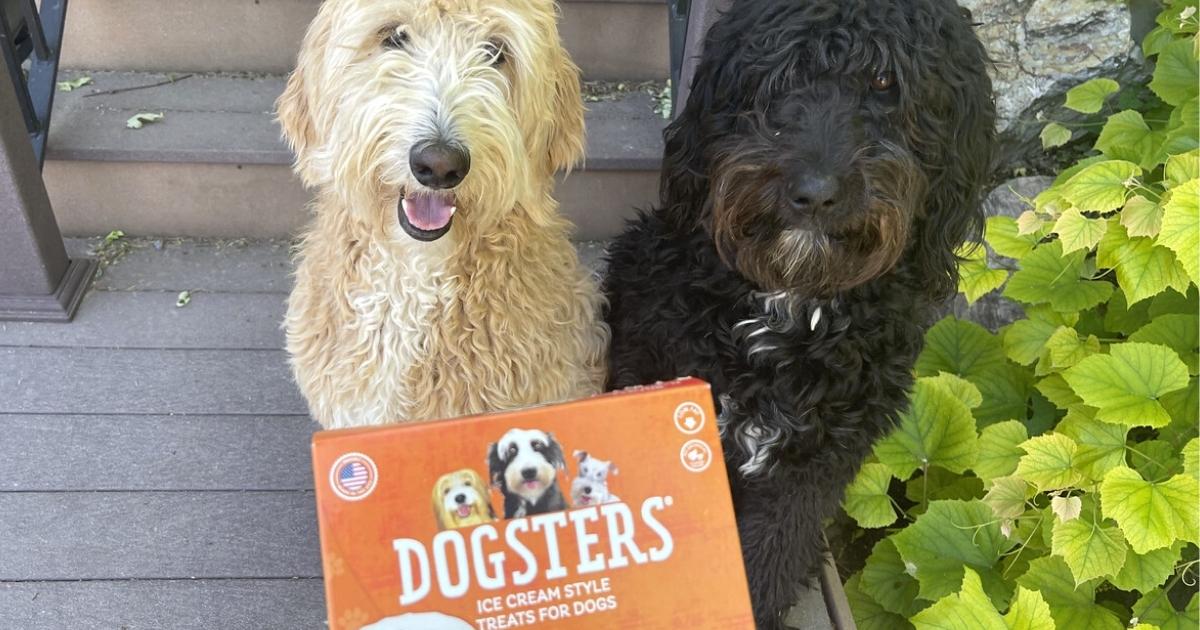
top-left (402, 194), bottom-right (455, 231)
top-left (456, 505), bottom-right (471, 517)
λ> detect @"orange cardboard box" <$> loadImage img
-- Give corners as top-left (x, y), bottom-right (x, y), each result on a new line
top-left (312, 378), bottom-right (754, 630)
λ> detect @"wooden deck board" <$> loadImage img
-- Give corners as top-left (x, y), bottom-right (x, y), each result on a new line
top-left (0, 291), bottom-right (287, 349)
top-left (0, 414), bottom-right (315, 491)
top-left (0, 579), bottom-right (325, 629)
top-left (0, 492), bottom-right (321, 580)
top-left (0, 347), bottom-right (305, 415)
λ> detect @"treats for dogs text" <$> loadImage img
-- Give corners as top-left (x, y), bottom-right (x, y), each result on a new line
top-left (392, 497), bottom-right (674, 607)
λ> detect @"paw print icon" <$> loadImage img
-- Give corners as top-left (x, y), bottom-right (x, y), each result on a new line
top-left (680, 439), bottom-right (713, 473)
top-left (674, 401), bottom-right (706, 434)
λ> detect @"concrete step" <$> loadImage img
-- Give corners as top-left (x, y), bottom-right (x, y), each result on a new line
top-left (45, 71), bottom-right (666, 240)
top-left (60, 0), bottom-right (668, 81)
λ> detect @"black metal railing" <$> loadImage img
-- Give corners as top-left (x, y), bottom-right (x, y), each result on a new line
top-left (0, 0), bottom-right (68, 166)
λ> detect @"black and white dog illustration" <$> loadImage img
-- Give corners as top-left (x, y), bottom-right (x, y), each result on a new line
top-left (487, 428), bottom-right (568, 518)
top-left (570, 450), bottom-right (619, 506)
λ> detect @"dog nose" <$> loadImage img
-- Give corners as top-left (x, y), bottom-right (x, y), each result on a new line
top-left (583, 486), bottom-right (592, 494)
top-left (789, 174), bottom-right (840, 214)
top-left (454, 493), bottom-right (466, 504)
top-left (521, 467), bottom-right (537, 481)
top-left (409, 142), bottom-right (471, 190)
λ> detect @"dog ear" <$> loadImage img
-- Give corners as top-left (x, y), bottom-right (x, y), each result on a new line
top-left (908, 10), bottom-right (997, 299)
top-left (275, 3), bottom-right (333, 187)
top-left (545, 433), bottom-right (566, 469)
top-left (539, 10), bottom-right (585, 174)
top-left (573, 449), bottom-right (588, 462)
top-left (486, 443), bottom-right (505, 487)
top-left (432, 481), bottom-right (447, 530)
top-left (610, 465), bottom-right (618, 476)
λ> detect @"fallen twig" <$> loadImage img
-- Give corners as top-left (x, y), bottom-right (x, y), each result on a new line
top-left (83, 73), bottom-right (195, 98)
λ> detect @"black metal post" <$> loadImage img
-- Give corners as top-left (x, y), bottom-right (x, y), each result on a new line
top-left (0, 48), bottom-right (94, 322)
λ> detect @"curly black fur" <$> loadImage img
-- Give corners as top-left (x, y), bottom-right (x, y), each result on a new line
top-left (602, 1), bottom-right (995, 627)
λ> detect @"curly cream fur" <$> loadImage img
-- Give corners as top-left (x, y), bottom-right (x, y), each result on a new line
top-left (279, 0), bottom-right (607, 428)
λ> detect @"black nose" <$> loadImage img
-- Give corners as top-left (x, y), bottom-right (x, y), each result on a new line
top-left (409, 142), bottom-right (470, 189)
top-left (454, 493), bottom-right (466, 504)
top-left (789, 174), bottom-right (840, 214)
top-left (520, 467), bottom-right (538, 481)
top-left (583, 486), bottom-right (592, 494)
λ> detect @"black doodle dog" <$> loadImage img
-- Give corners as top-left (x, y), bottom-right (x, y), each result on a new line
top-left (603, 0), bottom-right (996, 627)
top-left (487, 428), bottom-right (569, 518)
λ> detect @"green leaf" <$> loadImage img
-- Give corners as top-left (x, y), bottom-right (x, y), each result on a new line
top-left (1065, 78), bottom-right (1120, 113)
top-left (126, 112), bottom-right (165, 129)
top-left (1095, 110), bottom-right (1160, 168)
top-left (1063, 342), bottom-right (1190, 428)
top-left (1165, 149), bottom-right (1199, 188)
top-left (1003, 319), bottom-right (1060, 366)
top-left (893, 500), bottom-right (1015, 606)
top-left (983, 476), bottom-right (1030, 520)
top-left (918, 318), bottom-right (1029, 424)
top-left (1103, 222), bottom-right (1192, 305)
top-left (1053, 207), bottom-right (1109, 254)
top-left (1005, 242), bottom-right (1114, 313)
top-left (1184, 438), bottom-right (1198, 480)
top-left (1109, 544), bottom-right (1180, 592)
top-left (1036, 374), bottom-right (1084, 409)
top-left (1045, 326), bottom-right (1100, 369)
top-left (976, 421), bottom-right (1029, 482)
top-left (1101, 467), bottom-right (1200, 554)
top-left (1130, 314), bottom-right (1200, 374)
top-left (1050, 495), bottom-right (1082, 522)
top-left (906, 466), bottom-right (986, 505)
top-left (845, 574), bottom-right (915, 630)
top-left (912, 568), bottom-right (1007, 630)
top-left (860, 538), bottom-right (925, 618)
top-left (927, 372), bottom-right (984, 409)
top-left (1133, 589), bottom-right (1199, 630)
top-left (1016, 433), bottom-right (1083, 490)
top-left (987, 216), bottom-right (1039, 260)
top-left (1150, 39), bottom-right (1200, 106)
top-left (1041, 122), bottom-right (1072, 149)
top-left (1060, 160), bottom-right (1141, 212)
top-left (1158, 178), bottom-right (1199, 285)
top-left (1003, 586), bottom-right (1056, 630)
top-left (1143, 25), bottom-right (1173, 56)
top-left (1058, 407), bottom-right (1128, 480)
top-left (1130, 439), bottom-right (1181, 480)
top-left (56, 76), bottom-right (92, 92)
top-left (958, 244), bottom-right (1009, 305)
top-left (844, 463), bottom-right (899, 528)
top-left (1016, 556), bottom-right (1123, 630)
top-left (1122, 195), bottom-right (1165, 237)
top-left (1105, 288), bottom-right (1154, 335)
top-left (1050, 518), bottom-right (1127, 584)
top-left (875, 378), bottom-right (979, 479)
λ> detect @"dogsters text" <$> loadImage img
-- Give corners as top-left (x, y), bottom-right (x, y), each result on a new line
top-left (393, 498), bottom-right (674, 606)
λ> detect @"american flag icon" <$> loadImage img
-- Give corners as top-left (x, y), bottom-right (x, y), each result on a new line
top-left (330, 453), bottom-right (377, 500)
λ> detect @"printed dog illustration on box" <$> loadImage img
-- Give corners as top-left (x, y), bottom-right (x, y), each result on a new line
top-left (432, 469), bottom-right (496, 530)
top-left (570, 450), bottom-right (619, 506)
top-left (487, 428), bottom-right (567, 518)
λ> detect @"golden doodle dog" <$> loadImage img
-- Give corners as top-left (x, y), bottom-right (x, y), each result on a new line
top-left (278, 0), bottom-right (608, 428)
top-left (432, 469), bottom-right (495, 530)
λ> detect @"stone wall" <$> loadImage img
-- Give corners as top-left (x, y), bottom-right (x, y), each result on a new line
top-left (960, 0), bottom-right (1154, 170)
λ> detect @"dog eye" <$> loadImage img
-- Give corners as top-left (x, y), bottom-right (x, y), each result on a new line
top-left (532, 441), bottom-right (544, 451)
top-left (382, 29), bottom-right (409, 51)
top-left (870, 71), bottom-right (896, 92)
top-left (463, 480), bottom-right (472, 487)
top-left (483, 40), bottom-right (506, 66)
top-left (506, 445), bottom-right (518, 457)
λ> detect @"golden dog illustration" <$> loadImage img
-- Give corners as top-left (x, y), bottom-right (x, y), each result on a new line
top-left (432, 469), bottom-right (496, 530)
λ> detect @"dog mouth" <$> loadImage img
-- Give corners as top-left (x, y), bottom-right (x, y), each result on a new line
top-left (521, 480), bottom-right (542, 491)
top-left (455, 504), bottom-right (472, 518)
top-left (576, 495), bottom-right (592, 505)
top-left (398, 191), bottom-right (456, 241)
